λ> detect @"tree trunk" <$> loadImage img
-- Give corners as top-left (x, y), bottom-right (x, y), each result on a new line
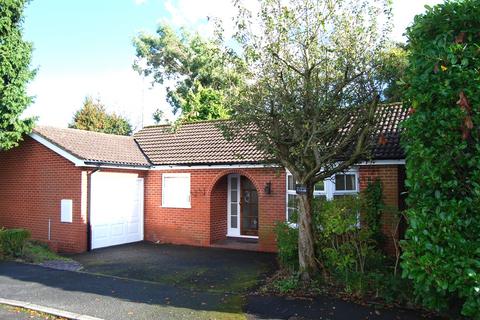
top-left (297, 183), bottom-right (318, 281)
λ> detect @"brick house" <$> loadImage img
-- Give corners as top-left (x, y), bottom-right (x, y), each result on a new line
top-left (0, 104), bottom-right (407, 254)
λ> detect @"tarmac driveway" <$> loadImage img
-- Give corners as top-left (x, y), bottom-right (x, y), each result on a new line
top-left (72, 242), bottom-right (278, 294)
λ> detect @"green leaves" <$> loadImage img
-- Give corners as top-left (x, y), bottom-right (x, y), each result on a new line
top-left (0, 0), bottom-right (36, 150)
top-left (401, 0), bottom-right (480, 317)
top-left (133, 24), bottom-right (244, 122)
top-left (69, 97), bottom-right (132, 136)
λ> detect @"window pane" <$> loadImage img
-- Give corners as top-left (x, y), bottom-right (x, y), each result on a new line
top-left (345, 174), bottom-right (356, 190)
top-left (287, 207), bottom-right (295, 220)
top-left (314, 194), bottom-right (327, 201)
top-left (288, 194), bottom-right (297, 208)
top-left (231, 216), bottom-right (237, 228)
top-left (231, 190), bottom-right (237, 203)
top-left (230, 203), bottom-right (237, 216)
top-left (314, 180), bottom-right (324, 191)
top-left (287, 175), bottom-right (295, 191)
top-left (230, 177), bottom-right (238, 190)
top-left (333, 194), bottom-right (356, 200)
top-left (335, 174), bottom-right (345, 191)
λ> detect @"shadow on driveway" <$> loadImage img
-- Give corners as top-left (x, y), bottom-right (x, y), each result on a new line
top-left (0, 242), bottom-right (445, 319)
top-left (72, 242), bottom-right (278, 294)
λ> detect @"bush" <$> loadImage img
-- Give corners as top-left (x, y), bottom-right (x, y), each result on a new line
top-left (315, 196), bottom-right (376, 276)
top-left (275, 222), bottom-right (299, 271)
top-left (362, 178), bottom-right (384, 246)
top-left (402, 0), bottom-right (480, 317)
top-left (0, 228), bottom-right (31, 257)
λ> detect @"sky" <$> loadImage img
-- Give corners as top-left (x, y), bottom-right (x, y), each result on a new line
top-left (22, 0), bottom-right (443, 130)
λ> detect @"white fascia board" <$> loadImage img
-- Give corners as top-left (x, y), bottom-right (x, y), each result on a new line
top-left (80, 164), bottom-right (151, 171)
top-left (357, 159), bottom-right (405, 165)
top-left (284, 159), bottom-right (404, 177)
top-left (151, 163), bottom-right (280, 170)
top-left (29, 132), bottom-right (86, 166)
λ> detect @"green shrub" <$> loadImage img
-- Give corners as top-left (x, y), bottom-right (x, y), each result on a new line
top-left (315, 196), bottom-right (376, 276)
top-left (274, 273), bottom-right (301, 294)
top-left (402, 0), bottom-right (480, 317)
top-left (0, 228), bottom-right (31, 257)
top-left (275, 222), bottom-right (299, 270)
top-left (362, 178), bottom-right (384, 246)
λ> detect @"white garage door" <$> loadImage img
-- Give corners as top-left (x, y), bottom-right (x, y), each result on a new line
top-left (90, 172), bottom-right (144, 249)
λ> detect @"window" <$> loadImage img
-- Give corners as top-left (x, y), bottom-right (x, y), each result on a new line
top-left (286, 175), bottom-right (297, 221)
top-left (162, 173), bottom-right (191, 208)
top-left (60, 199), bottom-right (73, 223)
top-left (285, 169), bottom-right (359, 220)
top-left (333, 173), bottom-right (358, 199)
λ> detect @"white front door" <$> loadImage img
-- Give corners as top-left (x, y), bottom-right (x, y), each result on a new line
top-left (227, 174), bottom-right (241, 237)
top-left (90, 172), bottom-right (144, 249)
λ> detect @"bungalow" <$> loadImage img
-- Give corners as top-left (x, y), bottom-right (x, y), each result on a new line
top-left (0, 103), bottom-right (407, 254)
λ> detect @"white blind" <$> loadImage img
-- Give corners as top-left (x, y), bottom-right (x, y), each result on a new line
top-left (162, 174), bottom-right (191, 208)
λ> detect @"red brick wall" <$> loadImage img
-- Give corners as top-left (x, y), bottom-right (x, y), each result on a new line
top-left (0, 136), bottom-right (87, 253)
top-left (143, 167), bottom-right (286, 252)
top-left (210, 176), bottom-right (227, 243)
top-left (359, 165), bottom-right (404, 255)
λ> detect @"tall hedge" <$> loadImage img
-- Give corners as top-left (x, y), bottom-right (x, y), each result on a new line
top-left (401, 1), bottom-right (480, 317)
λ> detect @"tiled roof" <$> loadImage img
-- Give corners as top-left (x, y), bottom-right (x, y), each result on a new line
top-left (33, 126), bottom-right (151, 167)
top-left (134, 120), bottom-right (267, 165)
top-left (371, 103), bottom-right (408, 160)
top-left (134, 103), bottom-right (408, 166)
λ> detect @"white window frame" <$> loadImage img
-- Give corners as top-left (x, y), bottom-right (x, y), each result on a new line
top-left (285, 168), bottom-right (359, 220)
top-left (162, 173), bottom-right (191, 208)
top-left (331, 170), bottom-right (360, 198)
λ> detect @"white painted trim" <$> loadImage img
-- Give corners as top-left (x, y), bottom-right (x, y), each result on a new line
top-left (232, 235), bottom-right (259, 239)
top-left (152, 163), bottom-right (279, 170)
top-left (137, 178), bottom-right (145, 241)
top-left (151, 160), bottom-right (404, 171)
top-left (285, 167), bottom-right (360, 220)
top-left (81, 164), bottom-right (151, 170)
top-left (227, 174), bottom-right (241, 237)
top-left (29, 132), bottom-right (85, 166)
top-left (357, 159), bottom-right (405, 165)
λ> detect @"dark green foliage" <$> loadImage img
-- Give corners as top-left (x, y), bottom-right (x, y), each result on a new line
top-left (69, 97), bottom-right (132, 136)
top-left (0, 228), bottom-right (31, 257)
top-left (0, 0), bottom-right (36, 150)
top-left (377, 43), bottom-right (409, 103)
top-left (275, 187), bottom-right (414, 303)
top-left (401, 1), bottom-right (480, 317)
top-left (314, 196), bottom-right (377, 292)
top-left (275, 222), bottom-right (299, 271)
top-left (362, 178), bottom-right (384, 246)
top-left (133, 24), bottom-right (243, 122)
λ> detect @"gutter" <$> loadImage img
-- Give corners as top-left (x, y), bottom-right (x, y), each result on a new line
top-left (83, 161), bottom-right (151, 170)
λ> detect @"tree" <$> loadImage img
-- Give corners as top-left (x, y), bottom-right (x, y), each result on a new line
top-left (225, 0), bottom-right (392, 280)
top-left (69, 97), bottom-right (132, 136)
top-left (0, 0), bottom-right (36, 150)
top-left (401, 1), bottom-right (480, 317)
top-left (133, 24), bottom-right (244, 122)
top-left (377, 43), bottom-right (408, 103)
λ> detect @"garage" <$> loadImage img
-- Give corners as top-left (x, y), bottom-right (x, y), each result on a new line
top-left (90, 172), bottom-right (144, 249)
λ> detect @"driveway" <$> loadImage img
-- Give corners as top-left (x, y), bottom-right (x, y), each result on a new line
top-left (72, 242), bottom-right (277, 294)
top-left (0, 242), bottom-right (444, 319)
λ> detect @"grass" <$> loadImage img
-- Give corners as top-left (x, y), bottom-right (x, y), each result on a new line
top-left (15, 241), bottom-right (71, 264)
top-left (0, 304), bottom-right (68, 320)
